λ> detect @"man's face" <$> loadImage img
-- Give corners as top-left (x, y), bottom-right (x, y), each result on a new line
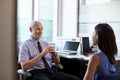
top-left (30, 22), bottom-right (43, 40)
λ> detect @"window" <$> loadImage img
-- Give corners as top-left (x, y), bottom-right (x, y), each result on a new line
top-left (17, 0), bottom-right (32, 42)
top-left (35, 0), bottom-right (57, 42)
top-left (61, 0), bottom-right (78, 38)
top-left (86, 0), bottom-right (110, 5)
top-left (17, 0), bottom-right (57, 43)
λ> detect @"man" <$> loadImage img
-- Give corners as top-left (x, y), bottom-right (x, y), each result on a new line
top-left (18, 21), bottom-right (79, 80)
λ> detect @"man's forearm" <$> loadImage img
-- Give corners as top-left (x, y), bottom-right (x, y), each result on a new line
top-left (21, 52), bottom-right (45, 71)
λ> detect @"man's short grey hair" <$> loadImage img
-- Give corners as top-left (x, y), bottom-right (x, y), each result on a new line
top-left (30, 20), bottom-right (41, 28)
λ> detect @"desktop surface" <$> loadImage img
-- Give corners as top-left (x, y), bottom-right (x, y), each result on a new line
top-left (58, 52), bottom-right (91, 60)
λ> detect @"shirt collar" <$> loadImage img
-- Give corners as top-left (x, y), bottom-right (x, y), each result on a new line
top-left (29, 36), bottom-right (41, 43)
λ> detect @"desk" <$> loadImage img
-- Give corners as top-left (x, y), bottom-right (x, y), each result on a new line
top-left (59, 53), bottom-right (120, 80)
top-left (59, 54), bottom-right (90, 80)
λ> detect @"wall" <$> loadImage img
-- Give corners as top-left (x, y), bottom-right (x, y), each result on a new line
top-left (79, 1), bottom-right (120, 53)
top-left (0, 0), bottom-right (17, 80)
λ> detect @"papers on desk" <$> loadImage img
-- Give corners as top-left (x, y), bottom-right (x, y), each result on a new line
top-left (58, 53), bottom-right (91, 60)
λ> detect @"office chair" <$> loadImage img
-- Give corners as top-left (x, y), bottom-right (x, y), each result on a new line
top-left (17, 69), bottom-right (31, 80)
top-left (17, 63), bottom-right (64, 80)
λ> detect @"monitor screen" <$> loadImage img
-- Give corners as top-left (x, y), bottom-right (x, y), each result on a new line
top-left (81, 37), bottom-right (90, 54)
top-left (63, 41), bottom-right (80, 51)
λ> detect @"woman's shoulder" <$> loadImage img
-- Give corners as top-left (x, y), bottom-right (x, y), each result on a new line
top-left (90, 53), bottom-right (100, 65)
top-left (87, 53), bottom-right (101, 73)
top-left (90, 53), bottom-right (100, 62)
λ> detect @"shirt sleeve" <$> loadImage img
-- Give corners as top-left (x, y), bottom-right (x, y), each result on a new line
top-left (18, 43), bottom-right (30, 63)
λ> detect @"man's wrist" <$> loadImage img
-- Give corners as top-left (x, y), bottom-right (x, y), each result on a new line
top-left (53, 52), bottom-right (58, 57)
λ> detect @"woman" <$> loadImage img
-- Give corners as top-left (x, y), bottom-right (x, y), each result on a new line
top-left (83, 23), bottom-right (120, 80)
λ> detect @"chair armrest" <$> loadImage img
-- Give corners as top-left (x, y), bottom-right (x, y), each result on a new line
top-left (56, 63), bottom-right (64, 69)
top-left (17, 69), bottom-right (31, 77)
top-left (52, 63), bottom-right (64, 69)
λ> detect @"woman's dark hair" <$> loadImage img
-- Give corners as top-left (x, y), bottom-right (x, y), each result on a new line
top-left (95, 23), bottom-right (117, 64)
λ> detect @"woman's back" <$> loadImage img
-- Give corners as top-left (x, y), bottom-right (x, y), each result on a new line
top-left (94, 50), bottom-right (120, 80)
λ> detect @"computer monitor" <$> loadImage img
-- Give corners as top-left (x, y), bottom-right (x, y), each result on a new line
top-left (81, 37), bottom-right (91, 55)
